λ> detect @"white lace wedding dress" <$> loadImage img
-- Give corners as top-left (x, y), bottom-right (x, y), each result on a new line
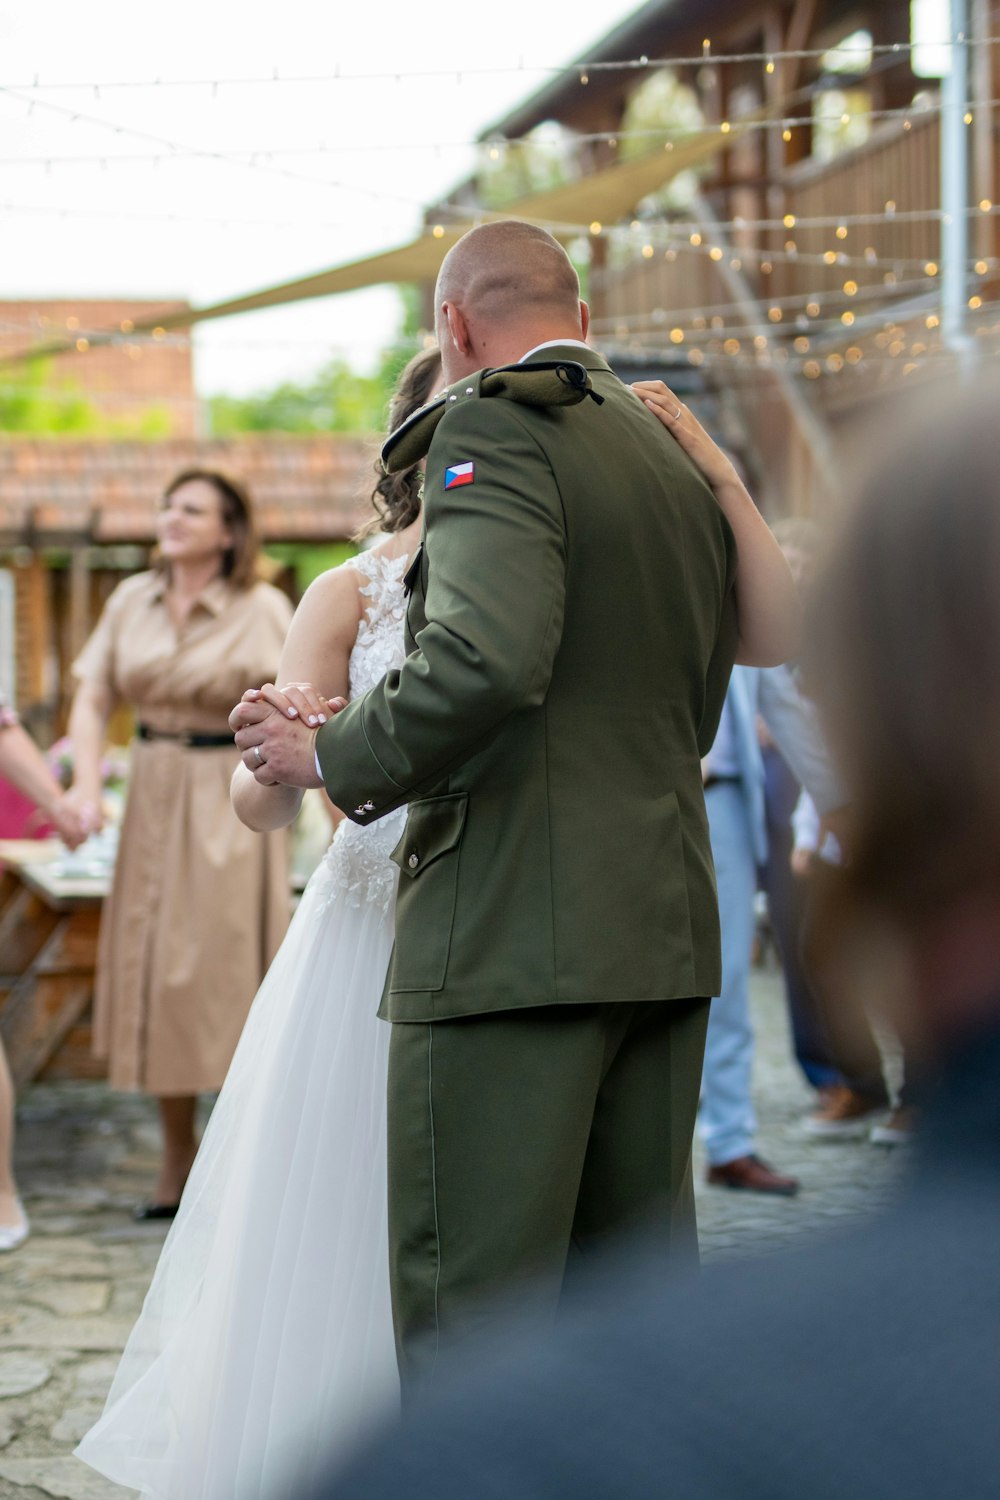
top-left (76, 550), bottom-right (409, 1499)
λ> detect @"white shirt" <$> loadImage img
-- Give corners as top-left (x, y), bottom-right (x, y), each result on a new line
top-left (519, 338), bottom-right (592, 361)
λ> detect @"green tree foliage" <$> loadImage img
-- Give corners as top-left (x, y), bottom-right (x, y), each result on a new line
top-left (0, 358), bottom-right (173, 436)
top-left (207, 287), bottom-right (429, 436)
top-left (618, 70), bottom-right (706, 216)
top-left (477, 121), bottom-right (576, 210)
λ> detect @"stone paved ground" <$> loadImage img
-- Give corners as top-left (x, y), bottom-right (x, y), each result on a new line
top-left (0, 960), bottom-right (905, 1499)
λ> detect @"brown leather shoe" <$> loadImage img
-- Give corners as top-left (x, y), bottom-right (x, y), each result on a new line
top-left (706, 1154), bottom-right (800, 1196)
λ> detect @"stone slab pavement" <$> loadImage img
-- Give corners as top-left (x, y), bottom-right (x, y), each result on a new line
top-left (0, 960), bottom-right (905, 1498)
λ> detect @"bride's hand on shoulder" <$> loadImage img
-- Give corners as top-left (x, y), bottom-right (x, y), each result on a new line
top-left (632, 379), bottom-right (741, 494)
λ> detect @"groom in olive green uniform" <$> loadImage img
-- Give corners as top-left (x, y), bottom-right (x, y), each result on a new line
top-left (253, 222), bottom-right (737, 1384)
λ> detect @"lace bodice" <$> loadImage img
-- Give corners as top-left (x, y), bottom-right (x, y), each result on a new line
top-left (346, 549), bottom-right (410, 699)
top-left (309, 549), bottom-right (410, 919)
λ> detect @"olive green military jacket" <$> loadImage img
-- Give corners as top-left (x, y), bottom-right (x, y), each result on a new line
top-left (316, 345), bottom-right (738, 1022)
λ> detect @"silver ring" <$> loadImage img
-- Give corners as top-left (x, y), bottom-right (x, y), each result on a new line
top-left (252, 744), bottom-right (264, 767)
top-left (672, 405), bottom-right (682, 420)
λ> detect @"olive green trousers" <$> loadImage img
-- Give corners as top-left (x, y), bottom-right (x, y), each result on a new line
top-left (386, 996), bottom-right (710, 1389)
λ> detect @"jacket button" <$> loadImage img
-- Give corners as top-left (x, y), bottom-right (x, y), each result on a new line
top-left (408, 853), bottom-right (419, 869)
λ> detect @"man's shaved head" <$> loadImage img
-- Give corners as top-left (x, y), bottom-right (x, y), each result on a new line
top-left (434, 220), bottom-right (588, 379)
top-left (437, 221), bottom-right (581, 324)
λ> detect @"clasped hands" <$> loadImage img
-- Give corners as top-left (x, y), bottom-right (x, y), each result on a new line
top-left (230, 683), bottom-right (347, 788)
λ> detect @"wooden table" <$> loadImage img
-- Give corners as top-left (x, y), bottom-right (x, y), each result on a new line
top-left (0, 840), bottom-right (108, 1088)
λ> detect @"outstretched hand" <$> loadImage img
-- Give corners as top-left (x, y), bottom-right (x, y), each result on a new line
top-left (632, 379), bottom-right (742, 493)
top-left (230, 684), bottom-right (347, 788)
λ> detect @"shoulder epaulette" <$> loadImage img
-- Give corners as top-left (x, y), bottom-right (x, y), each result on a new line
top-left (381, 360), bottom-right (604, 474)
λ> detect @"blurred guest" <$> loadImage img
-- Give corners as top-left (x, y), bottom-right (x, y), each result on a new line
top-left (0, 692), bottom-right (89, 1250)
top-left (795, 789), bottom-right (919, 1144)
top-left (758, 518), bottom-right (846, 1100)
top-left (319, 378), bottom-right (1000, 1500)
top-left (699, 659), bottom-right (842, 1196)
top-left (761, 735), bottom-right (846, 1094)
top-left (759, 517), bottom-right (905, 1141)
top-left (66, 469), bottom-right (292, 1217)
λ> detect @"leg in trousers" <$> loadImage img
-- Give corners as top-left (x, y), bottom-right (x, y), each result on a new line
top-left (569, 997), bottom-right (709, 1280)
top-left (700, 782), bottom-right (758, 1167)
top-left (387, 998), bottom-right (709, 1391)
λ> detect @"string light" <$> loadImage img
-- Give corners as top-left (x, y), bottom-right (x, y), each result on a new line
top-left (0, 84), bottom-right (424, 209)
top-left (3, 99), bottom-right (997, 177)
top-left (3, 40), bottom-right (996, 388)
top-left (3, 37), bottom-right (993, 93)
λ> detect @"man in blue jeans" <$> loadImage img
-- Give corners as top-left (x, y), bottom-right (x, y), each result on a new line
top-left (700, 663), bottom-right (843, 1194)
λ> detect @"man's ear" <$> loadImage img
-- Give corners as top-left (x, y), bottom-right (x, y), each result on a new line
top-left (579, 300), bottom-right (591, 341)
top-left (442, 301), bottom-right (474, 357)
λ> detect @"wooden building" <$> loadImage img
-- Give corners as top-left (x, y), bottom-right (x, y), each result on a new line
top-left (427, 0), bottom-right (1000, 514)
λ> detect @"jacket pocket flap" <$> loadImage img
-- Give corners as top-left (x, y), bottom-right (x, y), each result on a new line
top-left (391, 793), bottom-right (468, 879)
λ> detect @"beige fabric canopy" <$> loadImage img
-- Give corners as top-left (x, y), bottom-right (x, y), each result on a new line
top-left (3, 113), bottom-right (765, 364)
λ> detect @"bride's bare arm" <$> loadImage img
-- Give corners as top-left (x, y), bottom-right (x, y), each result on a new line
top-left (231, 568), bottom-right (363, 832)
top-left (632, 380), bottom-right (801, 667)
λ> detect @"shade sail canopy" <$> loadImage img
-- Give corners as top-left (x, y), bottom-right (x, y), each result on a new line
top-left (2, 111), bottom-right (766, 366)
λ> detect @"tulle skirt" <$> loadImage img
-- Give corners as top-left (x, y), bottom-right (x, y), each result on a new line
top-left (75, 836), bottom-right (400, 1498)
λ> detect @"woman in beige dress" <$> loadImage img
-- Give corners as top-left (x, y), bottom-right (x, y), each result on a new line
top-left (67, 468), bottom-right (292, 1216)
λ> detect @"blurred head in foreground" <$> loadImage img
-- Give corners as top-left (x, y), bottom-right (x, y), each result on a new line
top-left (813, 375), bottom-right (1000, 1050)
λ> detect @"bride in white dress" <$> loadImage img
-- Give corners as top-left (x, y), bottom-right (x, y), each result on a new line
top-left (75, 345), bottom-right (797, 1499)
top-left (75, 348), bottom-right (441, 1499)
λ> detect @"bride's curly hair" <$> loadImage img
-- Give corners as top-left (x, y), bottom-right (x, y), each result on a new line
top-left (359, 345), bottom-right (443, 539)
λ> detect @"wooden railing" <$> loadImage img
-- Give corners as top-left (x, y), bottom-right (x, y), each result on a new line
top-left (588, 108), bottom-right (966, 514)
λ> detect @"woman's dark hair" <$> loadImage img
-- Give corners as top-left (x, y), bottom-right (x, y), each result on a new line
top-left (158, 467), bottom-right (261, 590)
top-left (359, 346), bottom-right (442, 539)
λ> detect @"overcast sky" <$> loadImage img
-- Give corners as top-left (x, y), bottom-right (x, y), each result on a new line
top-left (0, 1), bottom-right (645, 396)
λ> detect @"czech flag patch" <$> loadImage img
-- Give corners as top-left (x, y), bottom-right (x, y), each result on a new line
top-left (444, 462), bottom-right (476, 490)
